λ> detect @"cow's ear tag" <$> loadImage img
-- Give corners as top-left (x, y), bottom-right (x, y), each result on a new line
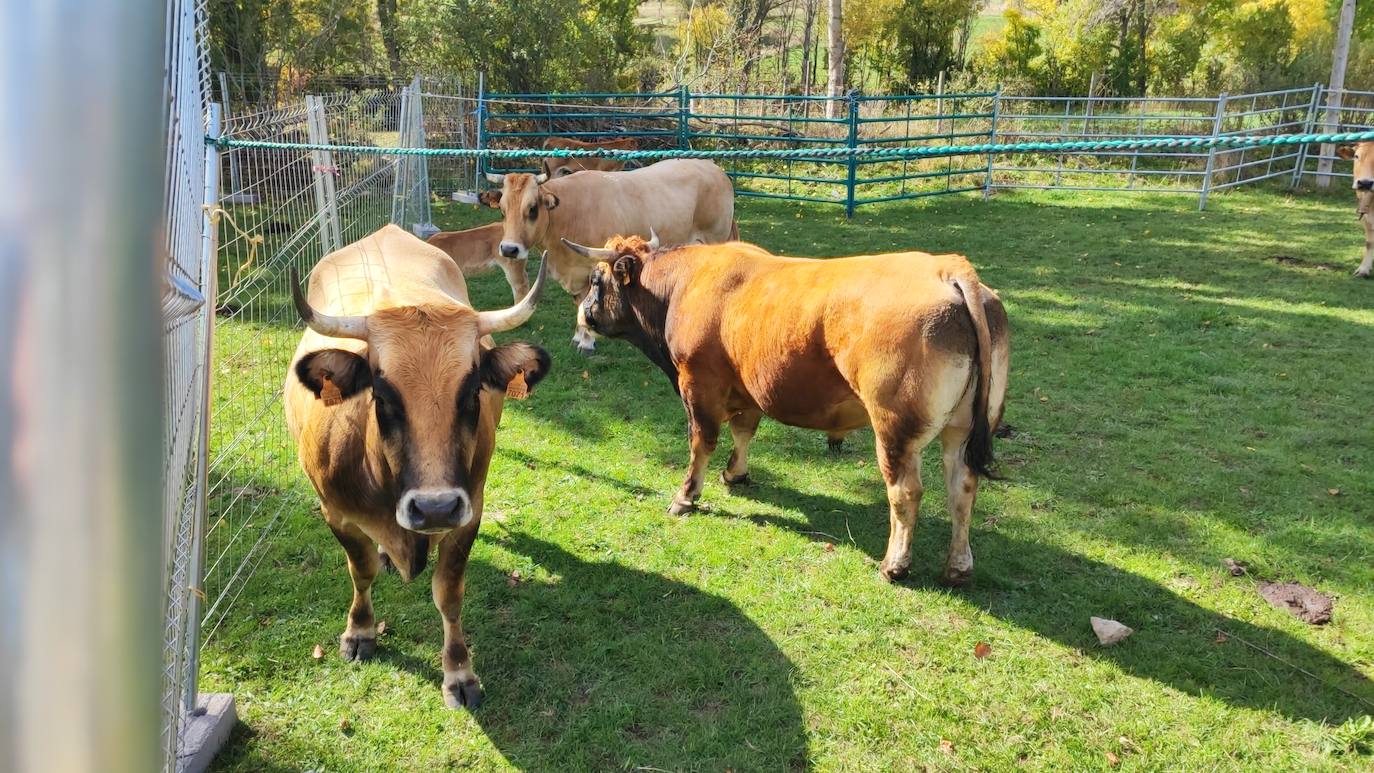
top-left (506, 370), bottom-right (529, 400)
top-left (320, 374), bottom-right (344, 406)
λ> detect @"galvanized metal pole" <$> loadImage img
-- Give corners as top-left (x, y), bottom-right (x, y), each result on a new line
top-left (475, 72), bottom-right (487, 185)
top-left (1200, 92), bottom-right (1228, 210)
top-left (678, 85), bottom-right (691, 150)
top-left (984, 85), bottom-right (1002, 200)
top-left (0, 2), bottom-right (165, 772)
top-left (305, 95), bottom-right (343, 253)
top-left (1292, 83), bottom-right (1323, 189)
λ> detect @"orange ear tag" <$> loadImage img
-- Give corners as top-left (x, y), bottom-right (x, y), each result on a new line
top-left (320, 375), bottom-right (343, 406)
top-left (505, 370), bottom-right (529, 400)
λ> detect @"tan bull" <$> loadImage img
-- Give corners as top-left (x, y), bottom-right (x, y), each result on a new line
top-left (567, 234), bottom-right (1010, 585)
top-left (479, 159), bottom-right (736, 351)
top-left (540, 136), bottom-right (638, 178)
top-left (1336, 142), bottom-right (1374, 277)
top-left (284, 224), bottom-right (551, 709)
top-left (426, 222), bottom-right (530, 300)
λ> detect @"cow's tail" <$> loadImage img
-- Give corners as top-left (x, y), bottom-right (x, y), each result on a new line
top-left (953, 272), bottom-right (1001, 480)
top-left (729, 219), bottom-right (739, 241)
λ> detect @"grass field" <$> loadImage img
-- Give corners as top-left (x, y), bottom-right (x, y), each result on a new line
top-left (204, 186), bottom-right (1374, 771)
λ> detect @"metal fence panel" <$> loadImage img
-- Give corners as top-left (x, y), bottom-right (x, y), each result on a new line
top-left (1297, 88), bottom-right (1374, 184)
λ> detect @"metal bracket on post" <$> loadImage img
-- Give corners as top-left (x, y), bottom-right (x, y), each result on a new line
top-left (845, 89), bottom-right (860, 218)
top-left (1200, 92), bottom-right (1227, 211)
top-left (984, 85), bottom-right (1002, 200)
top-left (305, 95), bottom-right (343, 253)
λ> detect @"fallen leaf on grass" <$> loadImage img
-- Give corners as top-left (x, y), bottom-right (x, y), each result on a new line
top-left (338, 717), bottom-right (352, 732)
top-left (507, 570), bottom-right (522, 587)
top-left (581, 370), bottom-right (590, 380)
top-left (311, 644), bottom-right (324, 660)
top-left (1328, 488), bottom-right (1341, 496)
top-left (973, 641), bottom-right (992, 659)
top-left (1214, 630), bottom-right (1229, 644)
top-left (1106, 751), bottom-right (1121, 767)
top-left (939, 739), bottom-right (955, 755)
top-left (376, 621), bottom-right (386, 636)
top-left (823, 543), bottom-right (835, 553)
top-left (1221, 558), bottom-right (1247, 576)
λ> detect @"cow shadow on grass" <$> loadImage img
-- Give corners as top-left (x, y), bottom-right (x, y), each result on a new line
top-left (713, 479), bottom-right (1372, 726)
top-left (458, 533), bottom-right (809, 772)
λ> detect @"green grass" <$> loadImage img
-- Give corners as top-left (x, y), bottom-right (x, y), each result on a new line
top-left (204, 186), bottom-right (1374, 771)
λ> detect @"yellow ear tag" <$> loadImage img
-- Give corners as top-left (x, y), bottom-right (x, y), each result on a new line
top-left (505, 370), bottom-right (529, 401)
top-left (320, 375), bottom-right (343, 406)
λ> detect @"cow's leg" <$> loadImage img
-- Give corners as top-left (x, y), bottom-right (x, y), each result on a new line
top-left (670, 383), bottom-right (725, 514)
top-left (1358, 215), bottom-right (1374, 278)
top-left (872, 418), bottom-right (932, 582)
top-left (496, 257), bottom-right (530, 301)
top-left (327, 520), bottom-right (380, 661)
top-left (939, 425), bottom-right (980, 587)
top-left (722, 408), bottom-right (762, 484)
top-left (433, 525), bottom-right (482, 710)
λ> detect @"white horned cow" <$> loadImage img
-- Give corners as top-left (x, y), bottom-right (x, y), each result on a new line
top-left (1337, 142), bottom-right (1374, 278)
top-left (284, 224), bottom-right (551, 709)
top-left (478, 158), bottom-right (736, 351)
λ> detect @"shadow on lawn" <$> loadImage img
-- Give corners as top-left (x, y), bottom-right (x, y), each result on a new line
top-left (718, 478), bottom-right (1372, 726)
top-left (463, 533), bottom-right (809, 771)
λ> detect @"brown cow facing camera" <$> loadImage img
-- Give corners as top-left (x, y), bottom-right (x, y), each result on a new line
top-left (565, 234), bottom-right (1010, 585)
top-left (1336, 142), bottom-right (1374, 277)
top-left (284, 224), bottom-right (551, 710)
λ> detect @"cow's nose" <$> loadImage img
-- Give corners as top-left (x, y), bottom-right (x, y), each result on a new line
top-left (402, 490), bottom-right (469, 532)
top-left (1358, 179), bottom-right (1373, 191)
top-left (499, 242), bottom-right (521, 258)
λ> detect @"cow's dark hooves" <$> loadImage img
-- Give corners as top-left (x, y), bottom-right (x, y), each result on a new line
top-left (721, 471), bottom-right (751, 485)
top-left (1357, 271), bottom-right (1372, 279)
top-left (879, 562), bottom-right (910, 582)
top-left (827, 438), bottom-right (844, 454)
top-left (378, 546), bottom-right (396, 574)
top-left (939, 567), bottom-right (973, 587)
top-left (340, 634), bottom-right (377, 662)
top-left (443, 678), bottom-right (484, 711)
top-left (667, 499), bottom-right (696, 516)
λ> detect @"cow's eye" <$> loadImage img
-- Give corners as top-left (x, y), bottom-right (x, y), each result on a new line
top-left (526, 204), bottom-right (538, 220)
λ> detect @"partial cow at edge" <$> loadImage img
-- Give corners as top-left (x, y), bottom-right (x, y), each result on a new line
top-left (567, 234), bottom-right (1010, 585)
top-left (1336, 142), bottom-right (1374, 278)
top-left (480, 158), bottom-right (736, 351)
top-left (283, 224), bottom-right (551, 710)
top-left (540, 136), bottom-right (638, 178)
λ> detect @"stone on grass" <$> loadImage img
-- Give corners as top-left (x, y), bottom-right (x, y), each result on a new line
top-left (1090, 617), bottom-right (1134, 646)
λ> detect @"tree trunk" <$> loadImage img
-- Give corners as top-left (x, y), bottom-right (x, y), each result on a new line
top-left (1318, 0), bottom-right (1357, 188)
top-left (800, 0), bottom-right (817, 95)
top-left (825, 0), bottom-right (845, 118)
top-left (376, 0), bottom-right (403, 80)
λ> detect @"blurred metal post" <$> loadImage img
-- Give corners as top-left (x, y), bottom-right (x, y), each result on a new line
top-left (0, 1), bottom-right (165, 772)
top-left (475, 72), bottom-right (487, 184)
top-left (1292, 83), bottom-right (1323, 189)
top-left (305, 95), bottom-right (342, 253)
top-left (845, 90), bottom-right (859, 218)
top-left (1200, 92), bottom-right (1227, 210)
top-left (984, 85), bottom-right (1002, 200)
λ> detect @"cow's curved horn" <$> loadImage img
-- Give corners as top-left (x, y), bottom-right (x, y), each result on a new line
top-left (646, 228), bottom-right (660, 251)
top-left (561, 238), bottom-right (615, 260)
top-left (477, 252), bottom-right (549, 335)
top-left (485, 171), bottom-right (505, 185)
top-left (290, 267), bottom-right (369, 340)
top-left (534, 171), bottom-right (549, 184)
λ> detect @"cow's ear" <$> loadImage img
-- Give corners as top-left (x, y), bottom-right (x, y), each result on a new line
top-left (612, 254), bottom-right (637, 286)
top-left (478, 189), bottom-right (502, 208)
top-left (481, 342), bottom-right (551, 394)
top-left (296, 349), bottom-right (370, 404)
top-left (542, 192), bottom-right (559, 211)
top-left (1338, 145), bottom-right (1357, 160)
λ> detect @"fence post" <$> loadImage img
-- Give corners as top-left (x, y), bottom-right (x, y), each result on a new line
top-left (305, 95), bottom-right (343, 252)
top-left (678, 85), bottom-right (691, 150)
top-left (1199, 91), bottom-right (1227, 211)
top-left (845, 89), bottom-right (860, 218)
top-left (1292, 82), bottom-right (1323, 189)
top-left (984, 85), bottom-right (1002, 200)
top-left (475, 72), bottom-right (487, 188)
top-left (392, 82), bottom-right (413, 226)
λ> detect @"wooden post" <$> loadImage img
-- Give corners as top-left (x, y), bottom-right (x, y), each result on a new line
top-left (1317, 0), bottom-right (1357, 188)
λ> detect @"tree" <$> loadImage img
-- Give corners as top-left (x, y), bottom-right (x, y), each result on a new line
top-left (1318, 0), bottom-right (1357, 188)
top-left (826, 0), bottom-right (845, 117)
top-left (799, 0), bottom-right (820, 95)
top-left (376, 0), bottom-right (402, 80)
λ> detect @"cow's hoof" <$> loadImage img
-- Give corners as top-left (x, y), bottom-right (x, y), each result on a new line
top-left (721, 470), bottom-right (750, 485)
top-left (443, 675), bottom-right (484, 711)
top-left (378, 545), bottom-right (396, 574)
top-left (827, 437), bottom-right (844, 454)
top-left (939, 566), bottom-right (973, 587)
top-left (668, 498), bottom-right (696, 515)
top-left (1357, 269), bottom-right (1371, 278)
top-left (879, 560), bottom-right (910, 582)
top-left (340, 634), bottom-right (377, 662)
